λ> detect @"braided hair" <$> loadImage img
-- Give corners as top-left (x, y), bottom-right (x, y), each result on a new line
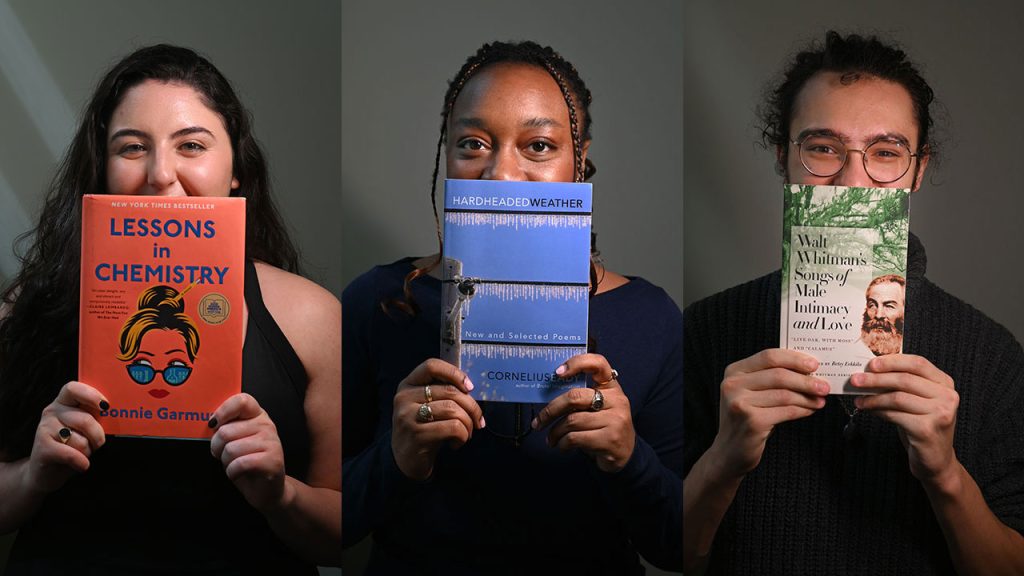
top-left (394, 40), bottom-right (597, 315)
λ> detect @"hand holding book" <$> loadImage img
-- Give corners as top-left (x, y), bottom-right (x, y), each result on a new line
top-left (850, 354), bottom-right (960, 490)
top-left (390, 359), bottom-right (484, 481)
top-left (707, 349), bottom-right (829, 480)
top-left (24, 381), bottom-right (110, 494)
top-left (209, 392), bottom-right (287, 512)
top-left (530, 353), bottom-right (635, 473)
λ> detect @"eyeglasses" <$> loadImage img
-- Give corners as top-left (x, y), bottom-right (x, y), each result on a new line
top-left (126, 361), bottom-right (192, 386)
top-left (791, 134), bottom-right (919, 184)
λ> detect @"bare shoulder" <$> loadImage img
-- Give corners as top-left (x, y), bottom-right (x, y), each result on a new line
top-left (252, 261), bottom-right (340, 374)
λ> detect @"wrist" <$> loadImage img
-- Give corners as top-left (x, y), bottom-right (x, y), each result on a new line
top-left (922, 458), bottom-right (966, 500)
top-left (260, 475), bottom-right (298, 518)
top-left (18, 458), bottom-right (51, 499)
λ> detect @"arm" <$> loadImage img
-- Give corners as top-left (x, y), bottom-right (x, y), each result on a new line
top-left (213, 263), bottom-right (341, 565)
top-left (0, 383), bottom-right (108, 533)
top-left (853, 353), bottom-right (1024, 575)
top-left (682, 348), bottom-right (829, 571)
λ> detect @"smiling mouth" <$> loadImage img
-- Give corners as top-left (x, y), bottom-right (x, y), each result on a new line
top-left (149, 389), bottom-right (170, 399)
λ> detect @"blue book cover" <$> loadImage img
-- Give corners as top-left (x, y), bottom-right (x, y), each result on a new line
top-left (440, 179), bottom-right (592, 403)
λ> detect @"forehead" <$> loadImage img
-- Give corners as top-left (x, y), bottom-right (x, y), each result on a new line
top-left (867, 281), bottom-right (904, 301)
top-left (450, 63), bottom-right (566, 121)
top-left (791, 71), bottom-right (918, 145)
top-left (110, 80), bottom-right (226, 132)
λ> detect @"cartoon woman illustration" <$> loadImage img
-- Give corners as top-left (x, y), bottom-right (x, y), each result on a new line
top-left (116, 284), bottom-right (200, 399)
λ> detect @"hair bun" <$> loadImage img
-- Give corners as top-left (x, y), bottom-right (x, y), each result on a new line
top-left (137, 285), bottom-right (186, 313)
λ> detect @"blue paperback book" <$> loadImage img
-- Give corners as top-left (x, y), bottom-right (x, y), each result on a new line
top-left (440, 179), bottom-right (592, 403)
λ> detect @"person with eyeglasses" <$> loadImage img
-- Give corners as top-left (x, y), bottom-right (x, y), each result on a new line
top-left (683, 31), bottom-right (1024, 574)
top-left (342, 41), bottom-right (683, 575)
top-left (0, 45), bottom-right (340, 573)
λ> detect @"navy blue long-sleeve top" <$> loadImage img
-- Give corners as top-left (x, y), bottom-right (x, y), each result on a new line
top-left (342, 258), bottom-right (683, 575)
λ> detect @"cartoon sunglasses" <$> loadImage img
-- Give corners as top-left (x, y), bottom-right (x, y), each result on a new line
top-left (126, 360), bottom-right (192, 386)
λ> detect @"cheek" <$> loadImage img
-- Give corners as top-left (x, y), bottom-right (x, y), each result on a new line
top-left (105, 158), bottom-right (145, 195)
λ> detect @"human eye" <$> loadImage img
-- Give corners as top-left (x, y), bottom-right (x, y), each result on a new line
top-left (179, 141), bottom-right (207, 156)
top-left (168, 359), bottom-right (189, 367)
top-left (526, 140), bottom-right (555, 154)
top-left (868, 141), bottom-right (907, 162)
top-left (117, 142), bottom-right (147, 158)
top-left (132, 358), bottom-right (153, 367)
top-left (456, 137), bottom-right (487, 151)
top-left (803, 137), bottom-right (840, 156)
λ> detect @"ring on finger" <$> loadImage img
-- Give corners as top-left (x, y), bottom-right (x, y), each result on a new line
top-left (596, 368), bottom-right (620, 386)
top-left (424, 385), bottom-right (433, 403)
top-left (57, 427), bottom-right (72, 444)
top-left (590, 389), bottom-right (605, 411)
top-left (416, 403), bottom-right (434, 423)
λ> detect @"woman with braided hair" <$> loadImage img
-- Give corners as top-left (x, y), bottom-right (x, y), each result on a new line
top-left (343, 41), bottom-right (682, 574)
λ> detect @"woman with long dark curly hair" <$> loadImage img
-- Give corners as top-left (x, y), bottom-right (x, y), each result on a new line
top-left (0, 45), bottom-right (340, 573)
top-left (342, 40), bottom-right (682, 575)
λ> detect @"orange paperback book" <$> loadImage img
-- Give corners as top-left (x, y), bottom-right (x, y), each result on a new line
top-left (79, 195), bottom-right (245, 439)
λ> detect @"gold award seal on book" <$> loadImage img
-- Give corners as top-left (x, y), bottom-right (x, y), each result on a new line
top-left (198, 293), bottom-right (230, 325)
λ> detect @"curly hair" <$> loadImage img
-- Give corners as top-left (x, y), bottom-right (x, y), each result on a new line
top-left (759, 31), bottom-right (936, 178)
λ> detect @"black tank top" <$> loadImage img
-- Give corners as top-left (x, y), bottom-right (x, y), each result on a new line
top-left (6, 261), bottom-right (315, 575)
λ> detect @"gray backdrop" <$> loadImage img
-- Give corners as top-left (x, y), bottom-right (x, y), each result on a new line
top-left (684, 1), bottom-right (1024, 344)
top-left (0, 0), bottom-right (342, 297)
top-left (0, 0), bottom-right (340, 573)
top-left (341, 1), bottom-right (682, 574)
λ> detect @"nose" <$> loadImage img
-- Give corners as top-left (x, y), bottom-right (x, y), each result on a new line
top-left (831, 149), bottom-right (875, 188)
top-left (147, 149), bottom-right (179, 194)
top-left (481, 148), bottom-right (525, 181)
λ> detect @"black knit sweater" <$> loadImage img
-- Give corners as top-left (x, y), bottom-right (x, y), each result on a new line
top-left (684, 234), bottom-right (1024, 575)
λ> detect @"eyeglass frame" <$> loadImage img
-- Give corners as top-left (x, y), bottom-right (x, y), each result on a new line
top-left (790, 133), bottom-right (921, 184)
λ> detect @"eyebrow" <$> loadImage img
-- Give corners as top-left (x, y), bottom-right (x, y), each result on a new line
top-left (452, 116), bottom-right (563, 129)
top-left (796, 128), bottom-right (911, 148)
top-left (109, 126), bottom-right (216, 143)
top-left (166, 348), bottom-right (187, 355)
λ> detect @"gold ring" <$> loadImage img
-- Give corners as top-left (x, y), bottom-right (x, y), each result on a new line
top-left (57, 427), bottom-right (72, 444)
top-left (424, 385), bottom-right (433, 403)
top-left (416, 403), bottom-right (434, 423)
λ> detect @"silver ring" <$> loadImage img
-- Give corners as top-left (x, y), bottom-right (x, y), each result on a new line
top-left (424, 385), bottom-right (433, 403)
top-left (57, 427), bottom-right (72, 444)
top-left (416, 403), bottom-right (434, 423)
top-left (590, 389), bottom-right (605, 411)
top-left (596, 368), bottom-right (620, 387)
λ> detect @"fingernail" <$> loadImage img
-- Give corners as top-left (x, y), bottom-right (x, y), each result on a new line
top-left (816, 380), bottom-right (830, 394)
top-left (99, 400), bottom-right (110, 411)
top-left (555, 364), bottom-right (566, 376)
top-left (531, 417), bottom-right (538, 430)
top-left (854, 396), bottom-right (864, 409)
top-left (479, 416), bottom-right (486, 429)
top-left (850, 373), bottom-right (863, 386)
top-left (464, 377), bottom-right (474, 391)
top-left (805, 358), bottom-right (817, 371)
top-left (208, 417), bottom-right (218, 429)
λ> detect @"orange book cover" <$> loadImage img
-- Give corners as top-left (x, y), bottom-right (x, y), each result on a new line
top-left (78, 195), bottom-right (245, 439)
